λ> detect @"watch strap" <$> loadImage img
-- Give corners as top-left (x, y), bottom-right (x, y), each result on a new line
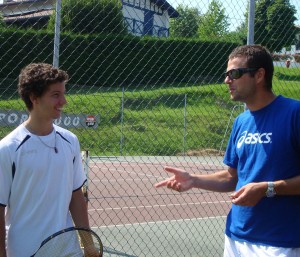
top-left (266, 181), bottom-right (276, 197)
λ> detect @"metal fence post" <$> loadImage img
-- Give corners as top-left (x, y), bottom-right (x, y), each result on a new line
top-left (183, 94), bottom-right (187, 156)
top-left (247, 0), bottom-right (255, 45)
top-left (53, 0), bottom-right (61, 68)
top-left (120, 86), bottom-right (125, 156)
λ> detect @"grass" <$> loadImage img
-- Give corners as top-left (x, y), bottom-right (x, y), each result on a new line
top-left (0, 66), bottom-right (299, 156)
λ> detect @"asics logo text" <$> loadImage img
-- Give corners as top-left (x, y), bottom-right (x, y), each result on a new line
top-left (237, 131), bottom-right (272, 149)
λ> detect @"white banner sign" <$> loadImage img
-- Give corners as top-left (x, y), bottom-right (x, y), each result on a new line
top-left (0, 110), bottom-right (99, 128)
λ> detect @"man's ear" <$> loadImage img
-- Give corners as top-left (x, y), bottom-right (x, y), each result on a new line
top-left (29, 93), bottom-right (38, 106)
top-left (256, 68), bottom-right (266, 85)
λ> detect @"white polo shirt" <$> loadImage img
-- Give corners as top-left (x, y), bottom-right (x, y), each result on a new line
top-left (0, 124), bottom-right (86, 257)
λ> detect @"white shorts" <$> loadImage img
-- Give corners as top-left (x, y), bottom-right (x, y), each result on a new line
top-left (224, 234), bottom-right (300, 257)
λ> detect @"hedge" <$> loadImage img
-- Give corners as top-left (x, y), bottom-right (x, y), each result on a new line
top-left (0, 29), bottom-right (239, 88)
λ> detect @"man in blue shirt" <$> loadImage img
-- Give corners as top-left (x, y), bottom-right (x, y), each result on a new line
top-left (155, 45), bottom-right (300, 256)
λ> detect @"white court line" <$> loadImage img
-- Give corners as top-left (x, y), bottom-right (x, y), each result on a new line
top-left (88, 178), bottom-right (158, 183)
top-left (92, 215), bottom-right (227, 229)
top-left (88, 200), bottom-right (231, 212)
top-left (89, 162), bottom-right (217, 180)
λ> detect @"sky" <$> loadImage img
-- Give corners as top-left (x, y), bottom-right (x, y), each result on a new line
top-left (167, 0), bottom-right (300, 30)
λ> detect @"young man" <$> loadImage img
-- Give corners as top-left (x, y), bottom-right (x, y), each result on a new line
top-left (155, 45), bottom-right (300, 256)
top-left (0, 63), bottom-right (93, 256)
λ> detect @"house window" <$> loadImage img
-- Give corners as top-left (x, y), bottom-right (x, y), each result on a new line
top-left (144, 10), bottom-right (154, 36)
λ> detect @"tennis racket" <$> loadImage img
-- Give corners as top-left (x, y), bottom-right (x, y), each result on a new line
top-left (30, 227), bottom-right (103, 257)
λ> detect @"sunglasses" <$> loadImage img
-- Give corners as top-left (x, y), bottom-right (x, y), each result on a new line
top-left (225, 68), bottom-right (258, 80)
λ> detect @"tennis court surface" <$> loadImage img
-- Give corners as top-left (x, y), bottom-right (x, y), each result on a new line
top-left (84, 155), bottom-right (231, 257)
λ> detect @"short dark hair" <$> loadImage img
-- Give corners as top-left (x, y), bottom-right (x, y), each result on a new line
top-left (18, 63), bottom-right (69, 110)
top-left (229, 45), bottom-right (274, 90)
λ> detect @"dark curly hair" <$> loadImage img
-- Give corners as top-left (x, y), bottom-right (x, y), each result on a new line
top-left (18, 63), bottom-right (69, 110)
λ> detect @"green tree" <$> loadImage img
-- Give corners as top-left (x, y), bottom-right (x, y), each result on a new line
top-left (169, 4), bottom-right (200, 38)
top-left (198, 0), bottom-right (229, 40)
top-left (255, 0), bottom-right (297, 52)
top-left (48, 0), bottom-right (127, 35)
top-left (224, 7), bottom-right (248, 45)
top-left (225, 24), bottom-right (247, 44)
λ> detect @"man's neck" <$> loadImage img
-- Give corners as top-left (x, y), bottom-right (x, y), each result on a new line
top-left (246, 92), bottom-right (277, 112)
top-left (24, 117), bottom-right (54, 136)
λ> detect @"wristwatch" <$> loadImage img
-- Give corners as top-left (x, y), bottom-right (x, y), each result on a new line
top-left (266, 181), bottom-right (276, 197)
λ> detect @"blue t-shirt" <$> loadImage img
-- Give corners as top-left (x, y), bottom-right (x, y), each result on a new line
top-left (224, 95), bottom-right (300, 248)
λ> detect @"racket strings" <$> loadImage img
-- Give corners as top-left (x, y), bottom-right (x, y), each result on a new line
top-left (32, 228), bottom-right (102, 257)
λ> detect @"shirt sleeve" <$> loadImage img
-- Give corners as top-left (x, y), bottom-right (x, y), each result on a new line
top-left (72, 136), bottom-right (87, 191)
top-left (223, 118), bottom-right (239, 169)
top-left (0, 142), bottom-right (13, 206)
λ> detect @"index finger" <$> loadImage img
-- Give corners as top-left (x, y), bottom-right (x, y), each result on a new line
top-left (154, 166), bottom-right (184, 188)
top-left (154, 179), bottom-right (171, 188)
top-left (164, 166), bottom-right (185, 175)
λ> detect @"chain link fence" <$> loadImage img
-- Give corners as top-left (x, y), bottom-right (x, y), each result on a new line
top-left (1, 0), bottom-right (300, 256)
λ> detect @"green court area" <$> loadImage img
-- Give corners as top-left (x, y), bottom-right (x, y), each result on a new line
top-left (95, 216), bottom-right (226, 257)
